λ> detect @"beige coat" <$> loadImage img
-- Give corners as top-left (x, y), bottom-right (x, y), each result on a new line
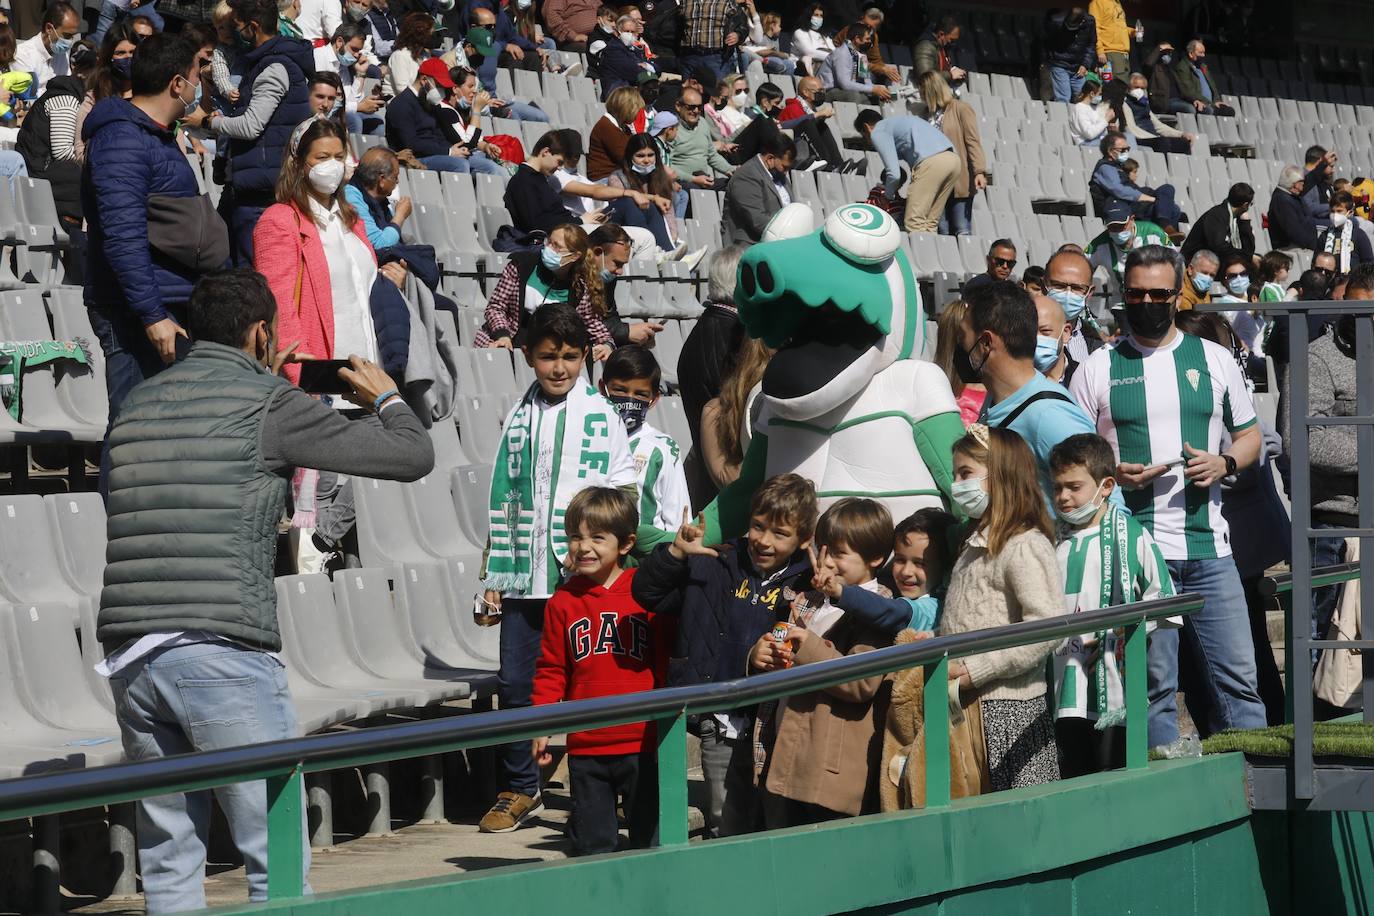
top-left (934, 99), bottom-right (987, 200)
top-left (765, 616), bottom-right (892, 817)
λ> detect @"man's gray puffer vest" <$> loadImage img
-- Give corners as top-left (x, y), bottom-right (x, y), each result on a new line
top-left (99, 342), bottom-right (291, 651)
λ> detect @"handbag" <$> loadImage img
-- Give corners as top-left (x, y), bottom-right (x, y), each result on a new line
top-left (1314, 538), bottom-right (1363, 709)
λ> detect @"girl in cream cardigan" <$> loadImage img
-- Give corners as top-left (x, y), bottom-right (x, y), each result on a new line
top-left (942, 425), bottom-right (1067, 791)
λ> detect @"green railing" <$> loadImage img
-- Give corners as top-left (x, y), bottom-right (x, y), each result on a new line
top-left (1260, 562), bottom-right (1362, 726)
top-left (0, 592), bottom-right (1201, 902)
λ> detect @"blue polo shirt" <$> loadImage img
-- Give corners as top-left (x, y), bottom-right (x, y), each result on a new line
top-left (981, 372), bottom-right (1100, 504)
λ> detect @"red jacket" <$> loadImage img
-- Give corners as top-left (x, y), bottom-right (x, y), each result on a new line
top-left (532, 568), bottom-right (667, 756)
top-left (780, 98), bottom-right (809, 122)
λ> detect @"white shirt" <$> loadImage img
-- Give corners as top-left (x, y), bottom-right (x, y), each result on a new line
top-left (296, 0), bottom-right (343, 42)
top-left (309, 197), bottom-right (379, 374)
top-left (791, 27), bottom-right (834, 65)
top-left (97, 632), bottom-right (281, 677)
top-left (554, 167), bottom-right (605, 217)
top-left (15, 33), bottom-right (66, 96)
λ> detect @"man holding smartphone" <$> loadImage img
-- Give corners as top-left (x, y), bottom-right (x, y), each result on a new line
top-left (1069, 244), bottom-right (1267, 753)
top-left (97, 269), bottom-right (433, 911)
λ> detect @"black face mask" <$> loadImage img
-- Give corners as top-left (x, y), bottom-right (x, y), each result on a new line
top-left (953, 346), bottom-right (980, 384)
top-left (1125, 300), bottom-right (1175, 340)
top-left (766, 105), bottom-right (781, 120)
top-left (1334, 315), bottom-right (1358, 359)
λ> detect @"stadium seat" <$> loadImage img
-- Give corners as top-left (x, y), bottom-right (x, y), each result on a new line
top-left (2, 601), bottom-right (117, 733)
top-left (354, 475), bottom-right (445, 569)
top-left (455, 394), bottom-right (508, 462)
top-left (393, 561), bottom-right (499, 670)
top-left (45, 286), bottom-right (110, 428)
top-left (45, 492), bottom-right (106, 600)
top-left (451, 463), bottom-right (493, 547)
top-left (0, 290), bottom-right (107, 441)
top-left (0, 494), bottom-right (95, 625)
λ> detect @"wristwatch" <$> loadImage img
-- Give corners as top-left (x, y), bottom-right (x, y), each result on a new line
top-left (1222, 453), bottom-right (1237, 477)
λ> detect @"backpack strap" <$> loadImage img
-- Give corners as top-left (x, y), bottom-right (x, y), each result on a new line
top-left (993, 389), bottom-right (1074, 429)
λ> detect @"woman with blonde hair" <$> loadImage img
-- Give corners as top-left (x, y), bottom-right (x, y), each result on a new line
top-left (933, 299), bottom-right (986, 425)
top-left (700, 337), bottom-right (773, 488)
top-left (587, 85), bottom-right (646, 181)
top-left (920, 70), bottom-right (986, 237)
top-left (941, 424), bottom-right (1064, 792)
top-left (473, 222), bottom-right (615, 357)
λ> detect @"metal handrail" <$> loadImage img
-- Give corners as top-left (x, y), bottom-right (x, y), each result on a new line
top-left (0, 591), bottom-right (1202, 901)
top-left (1260, 563), bottom-right (1361, 597)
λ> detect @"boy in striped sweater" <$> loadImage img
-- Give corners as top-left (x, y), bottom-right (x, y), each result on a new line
top-left (1049, 434), bottom-right (1176, 777)
top-left (598, 345), bottom-right (691, 537)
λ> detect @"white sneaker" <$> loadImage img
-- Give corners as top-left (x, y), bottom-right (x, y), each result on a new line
top-left (669, 239), bottom-right (689, 260)
top-left (682, 247), bottom-right (708, 272)
top-left (563, 60), bottom-right (583, 78)
top-left (803, 159), bottom-right (829, 172)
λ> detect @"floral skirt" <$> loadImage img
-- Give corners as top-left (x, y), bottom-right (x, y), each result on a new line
top-left (982, 695), bottom-right (1060, 792)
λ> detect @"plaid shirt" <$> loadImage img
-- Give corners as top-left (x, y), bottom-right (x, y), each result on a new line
top-left (680, 0), bottom-right (737, 50)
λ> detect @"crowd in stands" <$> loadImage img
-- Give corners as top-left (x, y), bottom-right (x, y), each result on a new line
top-left (0, 0), bottom-right (1369, 908)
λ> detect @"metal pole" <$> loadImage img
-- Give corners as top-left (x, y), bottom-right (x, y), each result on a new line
top-left (31, 815), bottom-right (59, 914)
top-left (655, 712), bottom-right (689, 846)
top-left (363, 764), bottom-right (392, 837)
top-left (418, 757), bottom-right (446, 825)
top-left (922, 656), bottom-right (950, 807)
top-left (306, 772), bottom-right (334, 851)
top-left (1290, 311), bottom-right (1315, 800)
top-left (1357, 317), bottom-right (1374, 727)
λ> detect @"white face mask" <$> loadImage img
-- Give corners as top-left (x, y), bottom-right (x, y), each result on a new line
top-left (1332, 212), bottom-right (1350, 228)
top-left (731, 90), bottom-right (749, 108)
top-left (620, 30), bottom-right (636, 44)
top-left (951, 477), bottom-right (989, 519)
top-left (1129, 87), bottom-right (1147, 101)
top-left (810, 16), bottom-right (823, 29)
top-left (308, 159), bottom-right (345, 195)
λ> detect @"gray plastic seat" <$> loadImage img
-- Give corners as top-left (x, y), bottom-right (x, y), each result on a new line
top-left (450, 463), bottom-right (493, 547)
top-left (46, 492), bottom-right (106, 599)
top-left (354, 475), bottom-right (442, 568)
top-left (428, 413), bottom-right (472, 474)
top-left (333, 567), bottom-right (496, 693)
top-left (2, 601), bottom-right (118, 733)
top-left (0, 290), bottom-right (105, 440)
top-left (0, 603), bottom-right (122, 775)
top-left (46, 285), bottom-right (110, 427)
top-left (393, 561), bottom-right (499, 670)
top-left (0, 494), bottom-right (94, 624)
top-left (454, 394), bottom-right (507, 465)
top-left (275, 575), bottom-right (466, 706)
top-left (405, 471), bottom-right (483, 555)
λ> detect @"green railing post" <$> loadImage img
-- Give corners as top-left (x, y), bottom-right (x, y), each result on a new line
top-left (656, 711), bottom-right (689, 846)
top-left (266, 765), bottom-right (305, 899)
top-left (1124, 620), bottom-right (1147, 769)
top-left (922, 655), bottom-right (950, 807)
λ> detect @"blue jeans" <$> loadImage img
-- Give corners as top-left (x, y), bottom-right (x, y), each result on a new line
top-left (420, 151), bottom-right (505, 175)
top-left (939, 195), bottom-right (973, 236)
top-left (607, 195), bottom-right (673, 250)
top-left (673, 186), bottom-right (689, 220)
top-left (0, 150), bottom-right (27, 178)
top-left (94, 0), bottom-right (164, 42)
top-left (679, 52), bottom-right (736, 85)
top-left (497, 597), bottom-right (545, 797)
top-left (1165, 98), bottom-right (1195, 114)
top-left (88, 304), bottom-right (183, 496)
top-left (496, 99), bottom-right (549, 123)
top-left (1049, 66), bottom-right (1084, 103)
top-left (1149, 557), bottom-right (1268, 745)
top-left (108, 642), bottom-right (309, 913)
top-left (1311, 525), bottom-right (1347, 665)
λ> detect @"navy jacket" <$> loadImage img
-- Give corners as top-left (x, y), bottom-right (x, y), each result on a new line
top-left (1268, 186), bottom-right (1317, 251)
top-left (385, 87), bottom-right (451, 159)
top-left (597, 37), bottom-right (644, 99)
top-left (632, 539), bottom-right (815, 687)
top-left (81, 98), bottom-right (205, 323)
top-left (1316, 224), bottom-right (1374, 268)
top-left (228, 36), bottom-right (315, 197)
top-left (1042, 10), bottom-right (1097, 71)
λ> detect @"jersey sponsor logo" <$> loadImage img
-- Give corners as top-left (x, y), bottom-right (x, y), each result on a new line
top-left (1108, 376), bottom-right (1145, 387)
top-left (568, 611), bottom-right (650, 662)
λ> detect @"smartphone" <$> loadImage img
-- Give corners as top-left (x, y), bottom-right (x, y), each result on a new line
top-left (1155, 454), bottom-right (1188, 469)
top-left (297, 359), bottom-right (353, 395)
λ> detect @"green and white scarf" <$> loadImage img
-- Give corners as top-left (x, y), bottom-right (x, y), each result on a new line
top-left (485, 382), bottom-right (619, 595)
top-left (0, 339), bottom-right (90, 421)
top-left (1055, 505), bottom-right (1133, 727)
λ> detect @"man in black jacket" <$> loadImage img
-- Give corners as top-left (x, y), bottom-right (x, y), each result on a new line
top-left (1268, 164), bottom-right (1318, 252)
top-left (1042, 6), bottom-right (1096, 103)
top-left (1181, 182), bottom-right (1255, 266)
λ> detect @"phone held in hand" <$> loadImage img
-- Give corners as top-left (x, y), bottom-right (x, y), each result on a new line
top-left (296, 359), bottom-right (353, 395)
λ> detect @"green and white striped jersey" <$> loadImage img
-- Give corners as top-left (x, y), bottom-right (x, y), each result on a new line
top-left (628, 422), bottom-right (690, 534)
top-left (1053, 514), bottom-right (1175, 722)
top-left (1068, 331), bottom-right (1257, 560)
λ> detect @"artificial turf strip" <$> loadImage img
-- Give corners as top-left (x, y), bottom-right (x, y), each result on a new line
top-left (1200, 723), bottom-right (1374, 758)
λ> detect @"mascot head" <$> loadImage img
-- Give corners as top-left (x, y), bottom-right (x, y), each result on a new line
top-left (736, 203), bottom-right (924, 419)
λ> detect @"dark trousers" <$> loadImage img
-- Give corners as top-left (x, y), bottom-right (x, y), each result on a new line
top-left (231, 203), bottom-right (267, 267)
top-left (497, 597), bottom-right (546, 797)
top-left (567, 749), bottom-right (658, 856)
top-left (1129, 182), bottom-right (1183, 228)
top-left (606, 196), bottom-right (674, 250)
top-left (88, 304), bottom-right (186, 497)
top-left (1055, 718), bottom-right (1125, 777)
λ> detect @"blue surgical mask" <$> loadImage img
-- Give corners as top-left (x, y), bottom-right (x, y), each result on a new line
top-left (1160, 53), bottom-right (1172, 65)
top-left (952, 478), bottom-right (989, 519)
top-left (1111, 229), bottom-right (1132, 245)
top-left (1033, 335), bottom-right (1062, 372)
top-left (1115, 150), bottom-right (1130, 163)
top-left (1227, 274), bottom-right (1250, 295)
top-left (541, 245), bottom-right (565, 271)
top-left (631, 161), bottom-right (655, 175)
top-left (112, 56), bottom-right (132, 80)
top-left (1057, 482), bottom-right (1106, 527)
top-left (1191, 272), bottom-right (1213, 293)
top-left (810, 15), bottom-right (823, 29)
top-left (599, 267), bottom-right (616, 282)
top-left (1048, 287), bottom-right (1087, 322)
top-left (52, 35), bottom-right (73, 57)
top-left (340, 50), bottom-right (357, 67)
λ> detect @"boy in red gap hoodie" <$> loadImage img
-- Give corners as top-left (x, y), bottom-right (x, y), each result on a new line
top-left (531, 486), bottom-right (667, 856)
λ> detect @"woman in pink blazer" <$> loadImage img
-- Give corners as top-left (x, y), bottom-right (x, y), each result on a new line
top-left (253, 117), bottom-right (407, 385)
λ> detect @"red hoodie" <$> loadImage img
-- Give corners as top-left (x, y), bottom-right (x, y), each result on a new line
top-left (531, 568), bottom-right (669, 756)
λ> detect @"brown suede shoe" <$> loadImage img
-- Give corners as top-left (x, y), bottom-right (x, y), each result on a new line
top-left (478, 791), bottom-right (543, 833)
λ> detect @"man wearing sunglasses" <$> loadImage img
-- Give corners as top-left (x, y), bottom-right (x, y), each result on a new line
top-left (1086, 198), bottom-right (1173, 284)
top-left (1069, 244), bottom-right (1267, 753)
top-left (963, 238), bottom-right (1018, 292)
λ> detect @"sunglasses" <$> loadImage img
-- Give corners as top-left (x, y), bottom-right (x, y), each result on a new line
top-left (991, 257), bottom-right (1017, 269)
top-left (1046, 278), bottom-right (1091, 295)
top-left (679, 103), bottom-right (702, 111)
top-left (1123, 287), bottom-right (1180, 303)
